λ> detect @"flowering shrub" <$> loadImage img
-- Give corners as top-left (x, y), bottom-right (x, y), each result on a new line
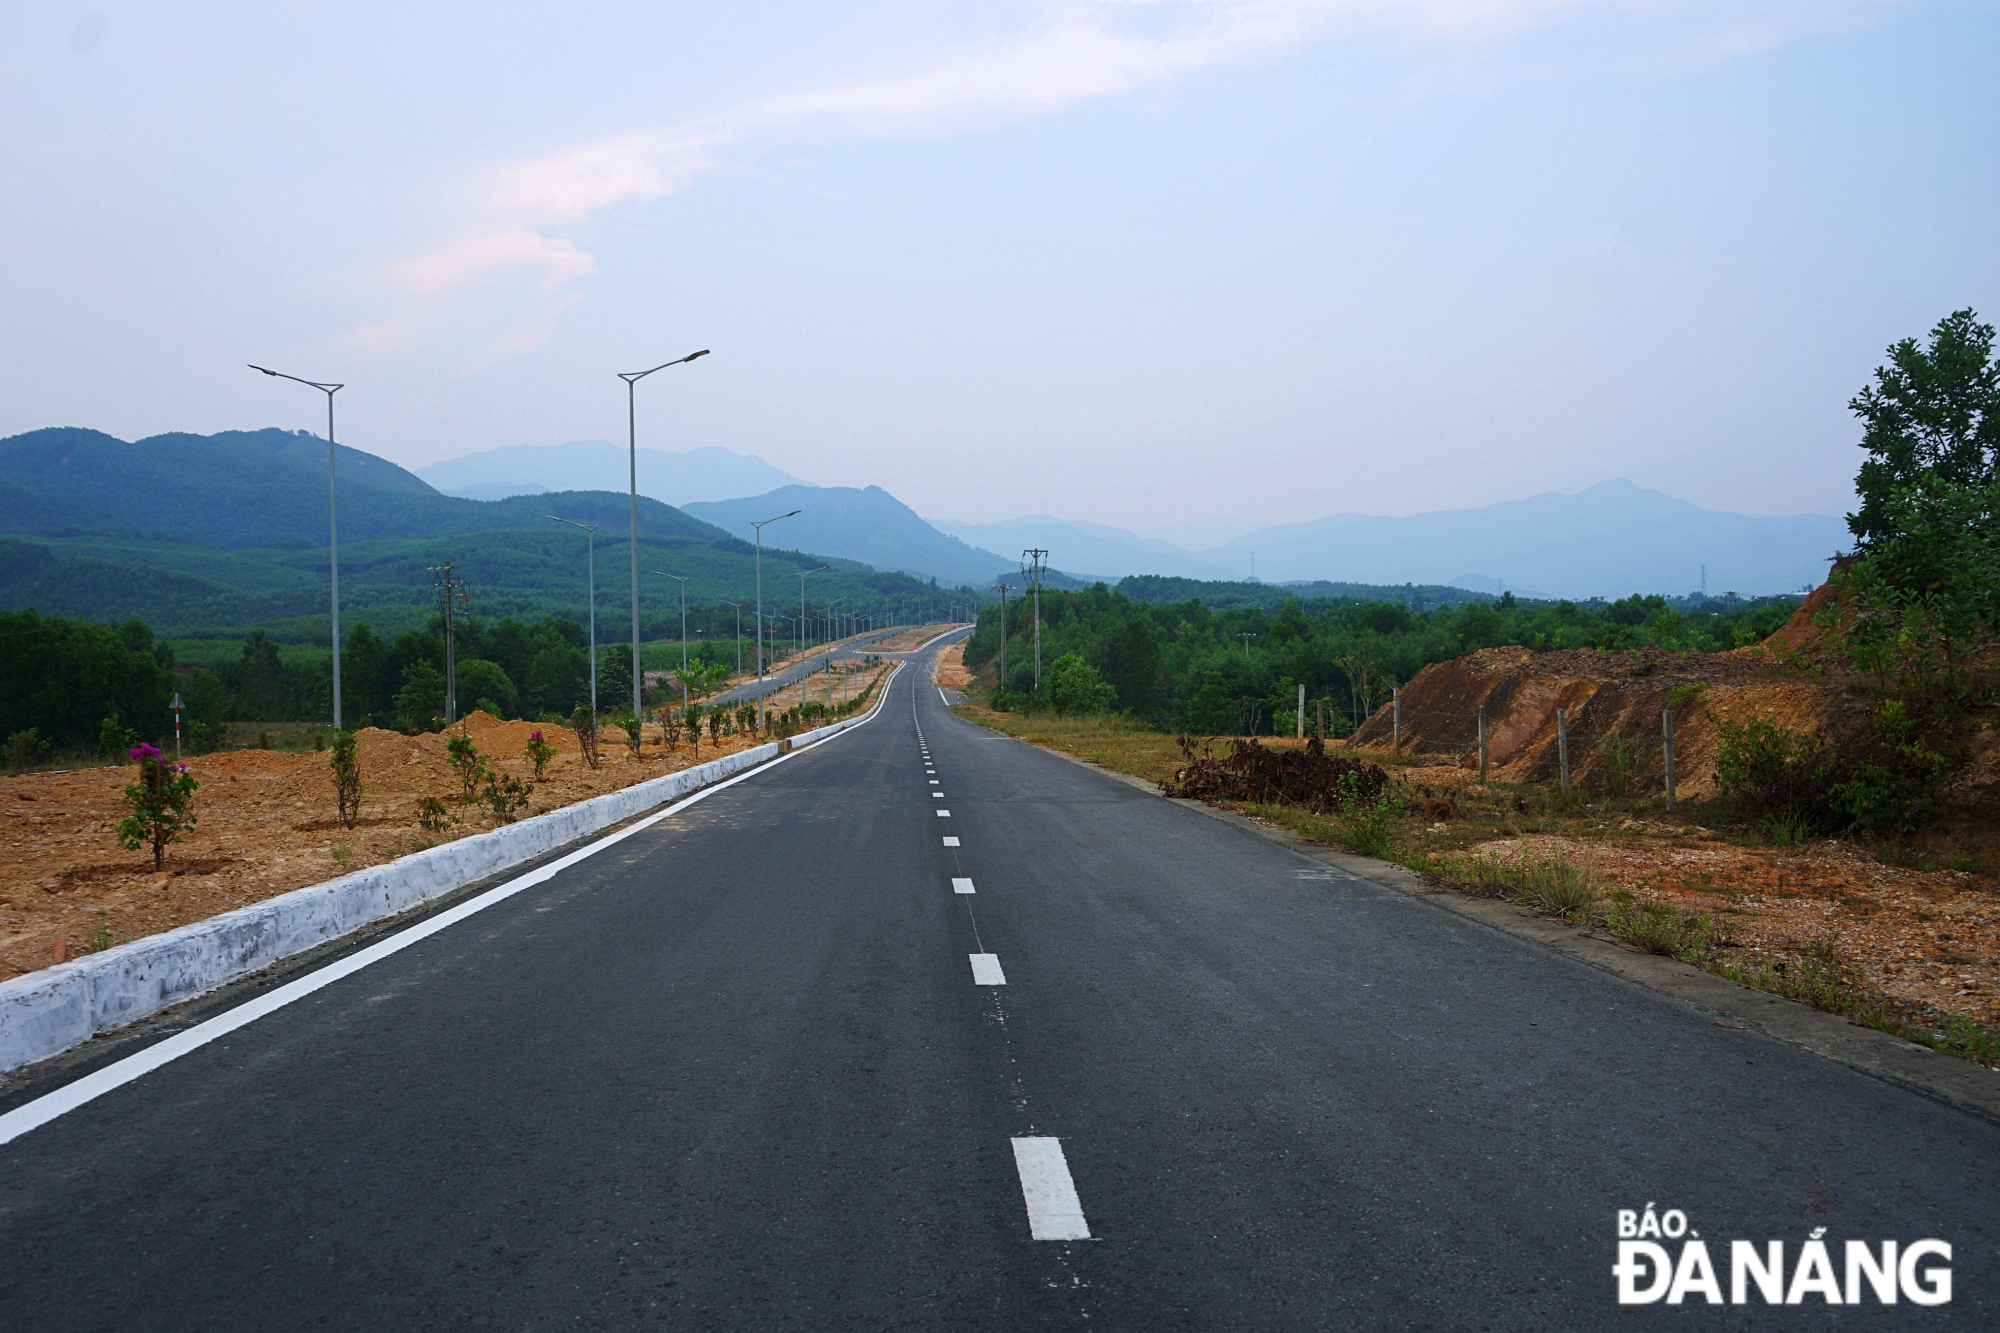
top-left (114, 743), bottom-right (198, 871)
top-left (524, 729), bottom-right (557, 780)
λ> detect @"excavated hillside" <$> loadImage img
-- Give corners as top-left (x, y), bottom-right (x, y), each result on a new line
top-left (1349, 589), bottom-right (1998, 811)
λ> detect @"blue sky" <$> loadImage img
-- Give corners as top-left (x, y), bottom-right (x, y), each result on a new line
top-left (3, 1), bottom-right (1994, 532)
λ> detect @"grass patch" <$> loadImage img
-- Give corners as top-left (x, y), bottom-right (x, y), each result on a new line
top-left (952, 701), bottom-right (1188, 786)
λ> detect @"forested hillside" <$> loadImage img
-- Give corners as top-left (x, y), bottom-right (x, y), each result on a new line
top-left (963, 584), bottom-right (1800, 735)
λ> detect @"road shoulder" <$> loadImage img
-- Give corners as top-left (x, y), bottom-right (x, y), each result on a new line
top-left (975, 722), bottom-right (2000, 1124)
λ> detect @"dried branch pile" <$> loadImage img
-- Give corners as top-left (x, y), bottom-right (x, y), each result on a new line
top-left (1161, 736), bottom-right (1388, 812)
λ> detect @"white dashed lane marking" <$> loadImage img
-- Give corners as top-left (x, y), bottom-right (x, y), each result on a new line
top-left (952, 878), bottom-right (975, 894)
top-left (969, 953), bottom-right (1006, 985)
top-left (936, 810), bottom-right (951, 817)
top-left (1011, 1138), bottom-right (1091, 1241)
top-left (942, 836), bottom-right (959, 846)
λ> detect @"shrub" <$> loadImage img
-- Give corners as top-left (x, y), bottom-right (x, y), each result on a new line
top-left (1714, 715), bottom-right (1948, 837)
top-left (416, 795), bottom-right (455, 833)
top-left (616, 714), bottom-right (642, 758)
top-left (114, 743), bottom-right (198, 871)
top-left (1332, 772), bottom-right (1402, 858)
top-left (524, 729), bottom-right (557, 780)
top-left (99, 714), bottom-right (138, 763)
top-left (444, 734), bottom-right (488, 801)
top-left (570, 704), bottom-right (600, 769)
top-left (481, 772), bottom-right (534, 824)
top-left (7, 727), bottom-right (47, 775)
top-left (328, 729), bottom-right (361, 829)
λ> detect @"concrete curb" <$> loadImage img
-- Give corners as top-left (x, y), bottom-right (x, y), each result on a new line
top-left (0, 684), bottom-right (893, 1076)
top-left (987, 728), bottom-right (2000, 1124)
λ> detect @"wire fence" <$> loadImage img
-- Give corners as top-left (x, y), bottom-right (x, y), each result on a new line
top-left (1305, 692), bottom-right (1685, 807)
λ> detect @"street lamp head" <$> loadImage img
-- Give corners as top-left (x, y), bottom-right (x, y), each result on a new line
top-left (685, 349), bottom-right (710, 362)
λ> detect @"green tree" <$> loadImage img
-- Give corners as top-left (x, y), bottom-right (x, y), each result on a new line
top-left (1046, 653), bottom-right (1116, 715)
top-left (456, 658), bottom-right (519, 718)
top-left (1849, 308), bottom-right (1998, 548)
top-left (231, 630), bottom-right (288, 720)
top-left (394, 660), bottom-right (446, 728)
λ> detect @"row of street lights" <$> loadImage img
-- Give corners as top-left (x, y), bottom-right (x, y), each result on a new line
top-left (250, 351), bottom-right (979, 731)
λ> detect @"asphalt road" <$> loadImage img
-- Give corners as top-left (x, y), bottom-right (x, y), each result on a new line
top-left (2, 634), bottom-right (1995, 1329)
top-left (704, 625), bottom-right (933, 707)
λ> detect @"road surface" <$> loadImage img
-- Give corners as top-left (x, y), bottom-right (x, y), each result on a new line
top-left (1, 633), bottom-right (1993, 1329)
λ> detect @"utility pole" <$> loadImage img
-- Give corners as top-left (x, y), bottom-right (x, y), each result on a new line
top-left (430, 561), bottom-right (469, 726)
top-left (799, 566), bottom-right (827, 664)
top-left (992, 582), bottom-right (1011, 691)
top-left (1020, 549), bottom-right (1047, 689)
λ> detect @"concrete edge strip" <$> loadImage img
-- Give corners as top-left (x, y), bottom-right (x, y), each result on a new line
top-left (972, 722), bottom-right (2000, 1123)
top-left (0, 663), bottom-right (905, 1142)
top-left (0, 664), bottom-right (902, 1077)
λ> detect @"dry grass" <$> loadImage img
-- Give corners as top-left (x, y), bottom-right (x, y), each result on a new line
top-left (952, 700), bottom-right (1188, 786)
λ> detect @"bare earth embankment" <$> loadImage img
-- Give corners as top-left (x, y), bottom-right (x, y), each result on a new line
top-left (0, 668), bottom-right (888, 982)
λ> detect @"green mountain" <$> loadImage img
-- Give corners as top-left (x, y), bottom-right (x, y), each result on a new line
top-left (0, 428), bottom-right (974, 641)
top-left (0, 427), bottom-right (733, 547)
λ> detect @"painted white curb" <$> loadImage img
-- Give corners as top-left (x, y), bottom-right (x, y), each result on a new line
top-left (0, 668), bottom-right (898, 1076)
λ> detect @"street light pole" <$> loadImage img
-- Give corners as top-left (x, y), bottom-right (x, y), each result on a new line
top-left (618, 349), bottom-right (709, 722)
top-left (798, 566), bottom-right (827, 663)
top-left (720, 601), bottom-right (743, 687)
top-left (750, 510), bottom-right (799, 728)
top-left (653, 572), bottom-right (691, 711)
top-left (550, 515), bottom-right (600, 717)
top-left (992, 582), bottom-right (1011, 691)
top-left (249, 365), bottom-right (344, 728)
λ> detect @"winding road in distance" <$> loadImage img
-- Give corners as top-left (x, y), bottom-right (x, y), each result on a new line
top-left (1, 631), bottom-right (1993, 1329)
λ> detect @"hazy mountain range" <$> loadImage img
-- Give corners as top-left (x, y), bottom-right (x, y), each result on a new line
top-left (931, 480), bottom-right (1850, 599)
top-left (415, 441), bottom-right (803, 506)
top-left (1, 430), bottom-right (1849, 604)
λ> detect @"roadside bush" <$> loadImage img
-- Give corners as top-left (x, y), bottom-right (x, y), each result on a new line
top-left (570, 704), bottom-right (600, 769)
top-left (481, 772), bottom-right (534, 824)
top-left (444, 734), bottom-right (488, 801)
top-left (416, 795), bottom-right (455, 833)
top-left (524, 729), bottom-right (557, 780)
top-left (329, 729), bottom-right (361, 829)
top-left (114, 743), bottom-right (198, 871)
top-left (1332, 772), bottom-right (1402, 858)
top-left (1714, 715), bottom-right (1948, 837)
top-left (616, 713), bottom-right (642, 759)
top-left (1465, 848), bottom-right (1600, 919)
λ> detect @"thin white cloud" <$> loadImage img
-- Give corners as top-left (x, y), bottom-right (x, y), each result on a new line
top-left (357, 0), bottom-right (1912, 365)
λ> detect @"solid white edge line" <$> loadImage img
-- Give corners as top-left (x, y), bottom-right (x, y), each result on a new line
top-left (1011, 1137), bottom-right (1091, 1240)
top-left (0, 661), bottom-right (910, 1147)
top-left (969, 953), bottom-right (1007, 985)
top-left (952, 877), bottom-right (975, 894)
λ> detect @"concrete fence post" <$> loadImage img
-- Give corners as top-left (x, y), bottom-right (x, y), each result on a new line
top-left (1557, 706), bottom-right (1570, 796)
top-left (1477, 707), bottom-right (1488, 785)
top-left (1297, 682), bottom-right (1305, 740)
top-left (1392, 687), bottom-right (1402, 756)
top-left (1663, 708), bottom-right (1676, 811)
